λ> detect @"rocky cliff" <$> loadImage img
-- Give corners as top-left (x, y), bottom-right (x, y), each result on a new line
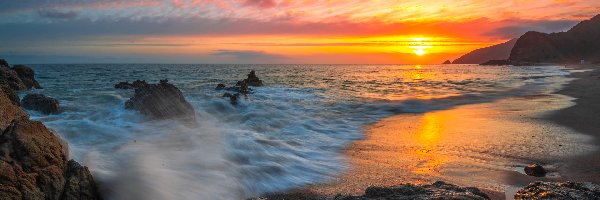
top-left (509, 14), bottom-right (600, 64)
top-left (452, 39), bottom-right (517, 64)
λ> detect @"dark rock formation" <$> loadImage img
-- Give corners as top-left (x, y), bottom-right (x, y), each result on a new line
top-left (223, 92), bottom-right (239, 105)
top-left (251, 181), bottom-right (490, 200)
top-left (0, 81), bottom-right (20, 106)
top-left (0, 86), bottom-right (101, 200)
top-left (453, 39), bottom-right (517, 64)
top-left (12, 64), bottom-right (42, 89)
top-left (21, 94), bottom-right (61, 115)
top-left (0, 60), bottom-right (41, 91)
top-left (509, 14), bottom-right (600, 64)
top-left (443, 60), bottom-right (452, 64)
top-left (514, 181), bottom-right (600, 199)
top-left (125, 79), bottom-right (196, 122)
top-left (215, 83), bottom-right (226, 90)
top-left (114, 80), bottom-right (147, 89)
top-left (480, 59), bottom-right (510, 66)
top-left (524, 164), bottom-right (546, 177)
top-left (237, 70), bottom-right (263, 87)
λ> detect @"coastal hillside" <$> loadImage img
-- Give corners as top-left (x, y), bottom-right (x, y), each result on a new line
top-left (509, 14), bottom-right (600, 64)
top-left (452, 39), bottom-right (517, 64)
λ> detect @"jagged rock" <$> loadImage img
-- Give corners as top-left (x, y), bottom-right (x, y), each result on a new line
top-left (0, 81), bottom-right (20, 106)
top-left (524, 164), bottom-right (546, 177)
top-left (0, 63), bottom-right (26, 91)
top-left (12, 64), bottom-right (42, 89)
top-left (480, 59), bottom-right (510, 66)
top-left (252, 181), bottom-right (490, 200)
top-left (216, 83), bottom-right (226, 90)
top-left (125, 79), bottom-right (196, 122)
top-left (0, 87), bottom-right (101, 200)
top-left (514, 181), bottom-right (600, 199)
top-left (237, 70), bottom-right (263, 87)
top-left (114, 80), bottom-right (148, 89)
top-left (21, 94), bottom-right (61, 115)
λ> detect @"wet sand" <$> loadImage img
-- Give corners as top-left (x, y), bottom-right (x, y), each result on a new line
top-left (549, 66), bottom-right (600, 182)
top-left (307, 67), bottom-right (600, 199)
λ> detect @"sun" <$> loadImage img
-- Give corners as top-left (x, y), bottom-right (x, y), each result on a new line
top-left (409, 37), bottom-right (431, 56)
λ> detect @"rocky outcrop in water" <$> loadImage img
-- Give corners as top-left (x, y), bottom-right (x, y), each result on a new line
top-left (21, 94), bottom-right (61, 115)
top-left (237, 70), bottom-right (263, 87)
top-left (514, 181), bottom-right (600, 199)
top-left (12, 64), bottom-right (42, 89)
top-left (443, 60), bottom-right (452, 64)
top-left (125, 79), bottom-right (196, 122)
top-left (114, 80), bottom-right (148, 89)
top-left (252, 181), bottom-right (490, 200)
top-left (480, 59), bottom-right (510, 66)
top-left (509, 14), bottom-right (600, 64)
top-left (453, 39), bottom-right (517, 64)
top-left (0, 60), bottom-right (41, 91)
top-left (0, 85), bottom-right (102, 200)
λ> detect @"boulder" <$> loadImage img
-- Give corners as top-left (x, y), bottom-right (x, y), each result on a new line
top-left (223, 92), bottom-right (239, 105)
top-left (125, 79), bottom-right (196, 122)
top-left (215, 83), bottom-right (226, 90)
top-left (237, 70), bottom-right (263, 87)
top-left (0, 64), bottom-right (26, 91)
top-left (0, 87), bottom-right (101, 200)
top-left (0, 59), bottom-right (8, 67)
top-left (0, 81), bottom-right (20, 106)
top-left (12, 64), bottom-right (42, 89)
top-left (524, 164), bottom-right (546, 177)
top-left (514, 181), bottom-right (600, 199)
top-left (21, 94), bottom-right (61, 115)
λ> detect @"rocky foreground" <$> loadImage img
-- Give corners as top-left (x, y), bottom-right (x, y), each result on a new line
top-left (0, 83), bottom-right (101, 199)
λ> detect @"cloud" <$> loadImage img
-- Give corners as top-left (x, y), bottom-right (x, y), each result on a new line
top-left (38, 9), bottom-right (78, 19)
top-left (484, 19), bottom-right (579, 38)
top-left (210, 49), bottom-right (283, 59)
top-left (242, 0), bottom-right (276, 8)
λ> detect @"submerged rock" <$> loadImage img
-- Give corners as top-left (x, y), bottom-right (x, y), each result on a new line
top-left (114, 80), bottom-right (148, 89)
top-left (223, 92), bottom-right (239, 105)
top-left (524, 164), bottom-right (546, 177)
top-left (252, 181), bottom-right (490, 200)
top-left (0, 87), bottom-right (101, 200)
top-left (125, 79), bottom-right (196, 122)
top-left (21, 93), bottom-right (61, 115)
top-left (215, 83), bottom-right (226, 90)
top-left (12, 64), bottom-right (42, 89)
top-left (514, 181), bottom-right (600, 199)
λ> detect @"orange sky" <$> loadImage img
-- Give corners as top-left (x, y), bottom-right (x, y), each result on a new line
top-left (0, 0), bottom-right (599, 64)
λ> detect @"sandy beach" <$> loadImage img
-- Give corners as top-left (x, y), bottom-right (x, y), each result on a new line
top-left (304, 66), bottom-right (600, 199)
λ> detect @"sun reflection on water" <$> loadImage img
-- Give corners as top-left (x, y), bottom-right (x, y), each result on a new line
top-left (413, 113), bottom-right (449, 175)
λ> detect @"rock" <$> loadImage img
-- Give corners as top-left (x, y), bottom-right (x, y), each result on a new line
top-left (0, 59), bottom-right (8, 67)
top-left (0, 81), bottom-right (20, 106)
top-left (0, 88), bottom-right (101, 200)
top-left (223, 93), bottom-right (239, 105)
top-left (12, 64), bottom-right (42, 89)
top-left (0, 63), bottom-right (26, 91)
top-left (21, 94), bottom-right (61, 115)
top-left (514, 181), bottom-right (600, 199)
top-left (215, 83), bottom-right (226, 90)
top-left (237, 70), bottom-right (263, 87)
top-left (125, 79), bottom-right (196, 122)
top-left (480, 59), bottom-right (510, 66)
top-left (524, 164), bottom-right (546, 177)
top-left (443, 60), bottom-right (452, 64)
top-left (115, 80), bottom-right (148, 89)
top-left (252, 181), bottom-right (490, 200)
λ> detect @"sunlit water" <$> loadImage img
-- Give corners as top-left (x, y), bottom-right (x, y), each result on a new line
top-left (22, 64), bottom-right (571, 199)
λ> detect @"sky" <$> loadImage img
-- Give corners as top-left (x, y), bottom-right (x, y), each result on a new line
top-left (0, 0), bottom-right (599, 64)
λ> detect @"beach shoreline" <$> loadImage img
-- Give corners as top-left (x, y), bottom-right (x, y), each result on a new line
top-left (279, 65), bottom-right (600, 200)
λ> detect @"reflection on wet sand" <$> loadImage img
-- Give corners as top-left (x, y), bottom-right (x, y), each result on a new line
top-left (311, 94), bottom-right (596, 199)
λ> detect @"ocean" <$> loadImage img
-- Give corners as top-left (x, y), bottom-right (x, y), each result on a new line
top-left (22, 64), bottom-right (572, 199)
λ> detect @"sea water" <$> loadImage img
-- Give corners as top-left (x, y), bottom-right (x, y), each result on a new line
top-left (22, 64), bottom-right (570, 199)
